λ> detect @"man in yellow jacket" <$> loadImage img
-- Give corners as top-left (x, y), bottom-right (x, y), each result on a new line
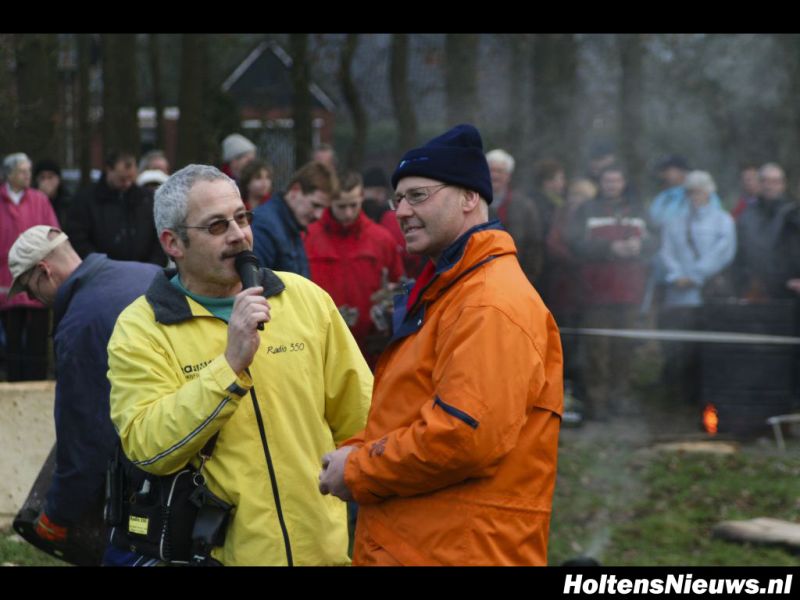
top-left (107, 164), bottom-right (372, 565)
top-left (319, 124), bottom-right (563, 565)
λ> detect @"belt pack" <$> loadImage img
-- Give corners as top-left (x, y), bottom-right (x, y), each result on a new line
top-left (105, 434), bottom-right (233, 565)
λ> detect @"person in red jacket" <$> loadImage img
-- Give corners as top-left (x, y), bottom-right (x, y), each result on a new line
top-left (566, 165), bottom-right (658, 419)
top-left (1, 152), bottom-right (60, 380)
top-left (305, 171), bottom-right (404, 366)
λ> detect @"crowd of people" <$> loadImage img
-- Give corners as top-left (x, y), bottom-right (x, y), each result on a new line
top-left (484, 147), bottom-right (800, 421)
top-left (2, 123), bottom-right (799, 566)
top-left (4, 136), bottom-right (800, 414)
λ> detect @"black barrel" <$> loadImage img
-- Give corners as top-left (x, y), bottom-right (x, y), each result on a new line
top-left (701, 299), bottom-right (799, 437)
top-left (13, 444), bottom-right (107, 565)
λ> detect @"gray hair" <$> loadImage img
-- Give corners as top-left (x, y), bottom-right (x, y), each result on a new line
top-left (486, 149), bottom-right (515, 174)
top-left (759, 162), bottom-right (785, 180)
top-left (139, 149), bottom-right (167, 173)
top-left (3, 153), bottom-right (31, 177)
top-left (154, 164), bottom-right (238, 238)
top-left (684, 170), bottom-right (717, 196)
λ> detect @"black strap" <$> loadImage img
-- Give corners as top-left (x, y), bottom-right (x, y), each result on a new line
top-left (189, 432), bottom-right (225, 564)
top-left (247, 380), bottom-right (294, 566)
top-left (200, 433), bottom-right (219, 459)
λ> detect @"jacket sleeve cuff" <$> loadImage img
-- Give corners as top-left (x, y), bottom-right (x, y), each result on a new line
top-left (344, 446), bottom-right (389, 505)
top-left (340, 430), bottom-right (366, 448)
top-left (207, 355), bottom-right (252, 398)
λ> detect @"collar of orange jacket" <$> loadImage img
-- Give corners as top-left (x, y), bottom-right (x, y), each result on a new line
top-left (390, 220), bottom-right (515, 343)
top-left (416, 219), bottom-right (513, 307)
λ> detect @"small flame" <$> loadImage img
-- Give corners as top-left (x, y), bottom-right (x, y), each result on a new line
top-left (703, 404), bottom-right (719, 435)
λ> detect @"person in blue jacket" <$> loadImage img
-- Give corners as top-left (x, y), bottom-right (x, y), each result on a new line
top-left (250, 161), bottom-right (339, 278)
top-left (658, 170), bottom-right (736, 406)
top-left (7, 225), bottom-right (160, 563)
top-left (649, 155), bottom-right (722, 230)
top-left (641, 155), bottom-right (723, 315)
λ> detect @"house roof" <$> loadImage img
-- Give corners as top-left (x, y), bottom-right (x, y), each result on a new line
top-left (222, 41), bottom-right (336, 112)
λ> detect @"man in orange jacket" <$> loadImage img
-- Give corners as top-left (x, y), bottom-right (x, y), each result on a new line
top-left (318, 124), bottom-right (564, 566)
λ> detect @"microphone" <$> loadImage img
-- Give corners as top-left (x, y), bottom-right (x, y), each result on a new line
top-left (234, 251), bottom-right (265, 330)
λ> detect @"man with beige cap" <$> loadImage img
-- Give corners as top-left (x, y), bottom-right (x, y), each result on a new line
top-left (8, 225), bottom-right (159, 562)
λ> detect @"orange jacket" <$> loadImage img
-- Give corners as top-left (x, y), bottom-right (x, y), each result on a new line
top-left (344, 223), bottom-right (563, 565)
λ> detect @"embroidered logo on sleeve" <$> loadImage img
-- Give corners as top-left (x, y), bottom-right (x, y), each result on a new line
top-left (369, 436), bottom-right (388, 458)
top-left (182, 360), bottom-right (212, 381)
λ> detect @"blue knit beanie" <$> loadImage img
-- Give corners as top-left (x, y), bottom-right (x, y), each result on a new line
top-left (391, 124), bottom-right (493, 204)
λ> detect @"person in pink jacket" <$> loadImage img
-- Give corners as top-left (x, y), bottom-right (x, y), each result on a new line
top-left (1, 152), bottom-right (60, 380)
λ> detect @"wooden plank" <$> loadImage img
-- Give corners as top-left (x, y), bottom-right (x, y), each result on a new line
top-left (713, 518), bottom-right (800, 549)
top-left (0, 382), bottom-right (55, 520)
top-left (649, 441), bottom-right (739, 455)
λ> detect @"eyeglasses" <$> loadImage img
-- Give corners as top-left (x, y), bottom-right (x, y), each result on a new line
top-left (389, 184), bottom-right (450, 211)
top-left (179, 211), bottom-right (254, 236)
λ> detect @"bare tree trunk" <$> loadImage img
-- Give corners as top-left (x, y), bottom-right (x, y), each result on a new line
top-left (390, 33), bottom-right (417, 154)
top-left (15, 34), bottom-right (59, 160)
top-left (701, 79), bottom-right (739, 195)
top-left (506, 34), bottom-right (530, 162)
top-left (507, 34), bottom-right (539, 190)
top-left (290, 34), bottom-right (312, 168)
top-left (149, 33), bottom-right (165, 150)
top-left (618, 34), bottom-right (646, 198)
top-left (0, 35), bottom-right (18, 156)
top-left (531, 34), bottom-right (579, 172)
top-left (777, 34), bottom-right (800, 191)
top-left (339, 34), bottom-right (367, 172)
top-left (101, 34), bottom-right (139, 155)
top-left (76, 34), bottom-right (92, 187)
top-left (445, 34), bottom-right (479, 126)
top-left (669, 37), bottom-right (738, 197)
top-left (175, 34), bottom-right (207, 168)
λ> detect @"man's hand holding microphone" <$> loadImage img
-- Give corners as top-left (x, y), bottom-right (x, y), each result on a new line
top-left (225, 251), bottom-right (271, 375)
top-left (228, 250), bottom-right (356, 502)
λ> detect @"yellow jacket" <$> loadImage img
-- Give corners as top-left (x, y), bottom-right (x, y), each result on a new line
top-left (108, 269), bottom-right (372, 565)
top-left (344, 224), bottom-right (563, 565)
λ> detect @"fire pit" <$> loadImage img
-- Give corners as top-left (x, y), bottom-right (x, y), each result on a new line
top-left (701, 300), bottom-right (799, 437)
top-left (702, 403), bottom-right (719, 435)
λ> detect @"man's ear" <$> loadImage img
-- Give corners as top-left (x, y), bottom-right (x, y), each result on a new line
top-left (159, 229), bottom-right (184, 261)
top-left (37, 260), bottom-right (52, 281)
top-left (461, 189), bottom-right (480, 212)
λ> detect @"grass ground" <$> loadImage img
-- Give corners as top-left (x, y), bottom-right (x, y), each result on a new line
top-left (550, 430), bottom-right (800, 566)
top-left (549, 342), bottom-right (800, 566)
top-left (0, 530), bottom-right (65, 566)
